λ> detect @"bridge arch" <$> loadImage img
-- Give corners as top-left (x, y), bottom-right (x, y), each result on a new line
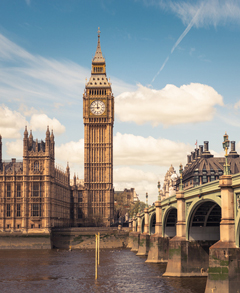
top-left (149, 212), bottom-right (156, 235)
top-left (163, 207), bottom-right (177, 238)
top-left (141, 216), bottom-right (145, 233)
top-left (186, 199), bottom-right (221, 241)
top-left (135, 219), bottom-right (138, 232)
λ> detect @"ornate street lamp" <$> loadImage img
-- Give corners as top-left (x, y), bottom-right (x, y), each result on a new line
top-left (146, 192), bottom-right (148, 207)
top-left (179, 163), bottom-right (183, 191)
top-left (222, 132), bottom-right (230, 175)
top-left (157, 181), bottom-right (161, 201)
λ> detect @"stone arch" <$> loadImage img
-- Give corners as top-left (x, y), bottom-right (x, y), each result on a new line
top-left (149, 212), bottom-right (156, 235)
top-left (187, 199), bottom-right (221, 241)
top-left (236, 218), bottom-right (240, 248)
top-left (163, 207), bottom-right (177, 238)
top-left (141, 217), bottom-right (145, 233)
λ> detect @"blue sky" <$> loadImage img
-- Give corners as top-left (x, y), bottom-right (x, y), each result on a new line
top-left (0, 0), bottom-right (240, 203)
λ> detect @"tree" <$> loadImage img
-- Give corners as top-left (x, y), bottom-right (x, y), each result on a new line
top-left (129, 201), bottom-right (146, 218)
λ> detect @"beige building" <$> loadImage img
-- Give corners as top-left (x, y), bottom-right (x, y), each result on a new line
top-left (0, 127), bottom-right (71, 233)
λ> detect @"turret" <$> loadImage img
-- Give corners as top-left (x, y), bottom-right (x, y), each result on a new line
top-left (0, 134), bottom-right (2, 164)
top-left (66, 162), bottom-right (70, 185)
top-left (74, 173), bottom-right (76, 186)
top-left (23, 126), bottom-right (28, 156)
top-left (50, 129), bottom-right (55, 157)
top-left (29, 130), bottom-right (33, 149)
top-left (45, 126), bottom-right (50, 155)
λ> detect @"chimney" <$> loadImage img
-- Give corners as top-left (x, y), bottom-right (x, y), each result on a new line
top-left (231, 141), bottom-right (236, 152)
top-left (202, 141), bottom-right (213, 158)
top-left (199, 145), bottom-right (203, 156)
top-left (195, 148), bottom-right (199, 158)
top-left (187, 155), bottom-right (191, 164)
top-left (204, 141), bottom-right (209, 152)
top-left (229, 141), bottom-right (239, 158)
top-left (191, 151), bottom-right (195, 161)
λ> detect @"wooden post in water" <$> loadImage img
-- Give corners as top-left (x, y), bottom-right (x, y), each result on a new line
top-left (98, 232), bottom-right (100, 265)
top-left (95, 234), bottom-right (98, 280)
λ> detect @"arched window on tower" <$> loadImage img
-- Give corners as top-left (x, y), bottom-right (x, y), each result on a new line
top-left (34, 161), bottom-right (39, 172)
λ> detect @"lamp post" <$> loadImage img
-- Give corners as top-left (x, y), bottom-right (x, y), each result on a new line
top-left (222, 132), bottom-right (230, 175)
top-left (179, 163), bottom-right (183, 191)
top-left (157, 181), bottom-right (161, 201)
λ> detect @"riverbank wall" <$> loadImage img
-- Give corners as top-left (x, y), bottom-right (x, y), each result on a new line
top-left (0, 232), bottom-right (52, 249)
top-left (52, 227), bottom-right (130, 249)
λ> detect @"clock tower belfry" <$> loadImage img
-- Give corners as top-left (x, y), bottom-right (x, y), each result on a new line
top-left (83, 28), bottom-right (114, 226)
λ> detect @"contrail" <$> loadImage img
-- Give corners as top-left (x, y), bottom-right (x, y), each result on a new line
top-left (151, 4), bottom-right (203, 84)
top-left (152, 56), bottom-right (169, 83)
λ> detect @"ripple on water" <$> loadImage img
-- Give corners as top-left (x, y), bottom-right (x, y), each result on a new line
top-left (0, 249), bottom-right (206, 293)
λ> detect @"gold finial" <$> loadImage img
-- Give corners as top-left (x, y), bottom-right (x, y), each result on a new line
top-left (98, 27), bottom-right (101, 36)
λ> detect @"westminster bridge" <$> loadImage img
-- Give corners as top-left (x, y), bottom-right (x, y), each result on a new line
top-left (128, 173), bottom-right (240, 293)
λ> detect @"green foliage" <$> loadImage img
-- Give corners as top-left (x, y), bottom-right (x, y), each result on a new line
top-left (129, 201), bottom-right (146, 217)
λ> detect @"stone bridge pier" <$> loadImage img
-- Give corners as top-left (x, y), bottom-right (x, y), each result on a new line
top-left (205, 175), bottom-right (240, 293)
top-left (146, 201), bottom-right (169, 263)
top-left (129, 213), bottom-right (141, 252)
top-left (136, 207), bottom-right (150, 256)
top-left (163, 188), bottom-right (210, 277)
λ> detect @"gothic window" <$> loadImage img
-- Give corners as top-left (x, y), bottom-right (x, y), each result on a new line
top-left (6, 204), bottom-right (11, 217)
top-left (17, 204), bottom-right (21, 217)
top-left (17, 184), bottom-right (21, 197)
top-left (78, 191), bottom-right (82, 203)
top-left (202, 175), bottom-right (208, 184)
top-left (32, 183), bottom-right (41, 197)
top-left (78, 208), bottom-right (83, 219)
top-left (7, 184), bottom-right (11, 197)
top-left (31, 204), bottom-right (41, 217)
top-left (34, 161), bottom-right (39, 172)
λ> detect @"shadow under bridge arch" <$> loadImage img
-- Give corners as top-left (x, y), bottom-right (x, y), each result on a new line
top-left (163, 207), bottom-right (177, 238)
top-left (149, 212), bottom-right (156, 235)
top-left (187, 200), bottom-right (221, 241)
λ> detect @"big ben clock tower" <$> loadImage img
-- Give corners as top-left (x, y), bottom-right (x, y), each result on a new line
top-left (83, 28), bottom-right (114, 226)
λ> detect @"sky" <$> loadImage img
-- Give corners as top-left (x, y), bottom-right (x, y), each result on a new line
top-left (0, 0), bottom-right (240, 204)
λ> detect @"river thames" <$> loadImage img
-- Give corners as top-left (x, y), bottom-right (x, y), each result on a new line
top-left (0, 249), bottom-right (206, 293)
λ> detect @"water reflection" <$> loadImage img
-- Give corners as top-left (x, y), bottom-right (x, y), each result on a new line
top-left (0, 249), bottom-right (206, 293)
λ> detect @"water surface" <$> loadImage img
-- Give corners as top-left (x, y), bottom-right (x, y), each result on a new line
top-left (0, 249), bottom-right (206, 293)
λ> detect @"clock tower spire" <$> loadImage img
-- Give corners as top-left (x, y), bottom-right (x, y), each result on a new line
top-left (83, 28), bottom-right (114, 226)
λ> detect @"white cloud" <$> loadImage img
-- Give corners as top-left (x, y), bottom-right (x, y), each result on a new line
top-left (18, 104), bottom-right (39, 116)
top-left (167, 0), bottom-right (240, 28)
top-left (6, 139), bottom-right (23, 157)
top-left (234, 101), bottom-right (240, 109)
top-left (114, 167), bottom-right (159, 203)
top-left (30, 114), bottom-right (65, 135)
top-left (147, 0), bottom-right (240, 28)
top-left (55, 139), bottom-right (84, 164)
top-left (115, 83), bottom-right (223, 126)
top-left (0, 105), bottom-right (27, 138)
top-left (114, 132), bottom-right (192, 166)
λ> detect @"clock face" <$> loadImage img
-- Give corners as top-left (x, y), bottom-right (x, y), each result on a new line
top-left (90, 100), bottom-right (105, 115)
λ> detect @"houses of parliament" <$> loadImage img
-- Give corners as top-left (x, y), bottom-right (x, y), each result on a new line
top-left (0, 29), bottom-right (114, 233)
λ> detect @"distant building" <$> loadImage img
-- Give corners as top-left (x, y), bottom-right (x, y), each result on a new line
top-left (114, 188), bottom-right (136, 221)
top-left (177, 140), bottom-right (240, 190)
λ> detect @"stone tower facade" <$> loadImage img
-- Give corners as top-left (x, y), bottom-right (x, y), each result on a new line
top-left (0, 127), bottom-right (71, 233)
top-left (83, 28), bottom-right (114, 226)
